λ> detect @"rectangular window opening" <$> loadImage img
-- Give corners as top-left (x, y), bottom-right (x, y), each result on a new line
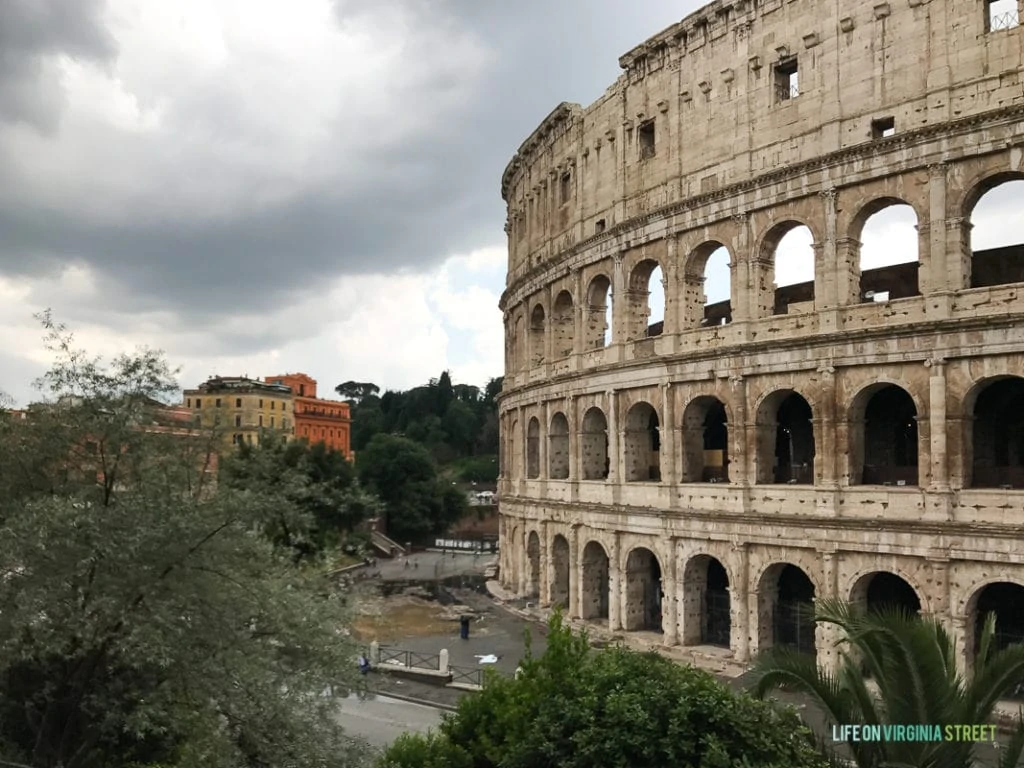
top-left (560, 173), bottom-right (572, 205)
top-left (595, 219), bottom-right (606, 234)
top-left (235, 398), bottom-right (242, 407)
top-left (871, 116), bottom-right (895, 139)
top-left (234, 415), bottom-right (242, 427)
top-left (986, 0), bottom-right (1020, 31)
top-left (774, 57), bottom-right (799, 102)
top-left (215, 398), bottom-right (222, 408)
top-left (638, 120), bottom-right (656, 159)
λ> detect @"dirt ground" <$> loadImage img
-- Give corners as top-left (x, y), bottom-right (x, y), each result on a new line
top-left (352, 592), bottom-right (467, 644)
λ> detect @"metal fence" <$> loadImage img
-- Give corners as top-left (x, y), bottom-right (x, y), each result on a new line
top-left (990, 9), bottom-right (1019, 31)
top-left (449, 665), bottom-right (484, 688)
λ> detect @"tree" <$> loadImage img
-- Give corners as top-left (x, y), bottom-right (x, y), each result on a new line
top-left (750, 598), bottom-right (1024, 768)
top-left (0, 314), bottom-right (369, 767)
top-left (220, 432), bottom-right (382, 560)
top-left (356, 434), bottom-right (466, 543)
top-left (379, 615), bottom-right (829, 768)
top-left (334, 380), bottom-right (380, 404)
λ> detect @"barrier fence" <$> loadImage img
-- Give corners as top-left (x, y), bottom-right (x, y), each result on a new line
top-left (367, 641), bottom-right (504, 690)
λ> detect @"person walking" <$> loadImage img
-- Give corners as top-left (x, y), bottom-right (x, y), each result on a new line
top-left (459, 615), bottom-right (470, 640)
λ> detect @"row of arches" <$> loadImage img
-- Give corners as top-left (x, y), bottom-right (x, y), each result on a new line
top-left (509, 376), bottom-right (1024, 489)
top-left (512, 530), bottom-right (1024, 675)
top-left (509, 176), bottom-right (1024, 372)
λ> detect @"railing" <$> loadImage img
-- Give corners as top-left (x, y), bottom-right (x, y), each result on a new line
top-left (378, 646), bottom-right (412, 667)
top-left (449, 665), bottom-right (484, 688)
top-left (775, 83), bottom-right (799, 102)
top-left (989, 9), bottom-right (1019, 31)
top-left (408, 650), bottom-right (442, 671)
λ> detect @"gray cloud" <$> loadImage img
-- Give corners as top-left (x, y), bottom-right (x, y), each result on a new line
top-left (0, 0), bottom-right (116, 133)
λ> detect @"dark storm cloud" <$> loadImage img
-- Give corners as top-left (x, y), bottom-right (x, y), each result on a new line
top-left (0, 0), bottom-right (116, 133)
top-left (0, 0), bottom-right (698, 321)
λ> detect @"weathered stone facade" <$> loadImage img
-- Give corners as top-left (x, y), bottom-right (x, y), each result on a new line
top-left (497, 0), bottom-right (1024, 676)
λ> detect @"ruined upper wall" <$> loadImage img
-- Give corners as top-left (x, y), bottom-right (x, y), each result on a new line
top-left (500, 0), bottom-right (1024, 283)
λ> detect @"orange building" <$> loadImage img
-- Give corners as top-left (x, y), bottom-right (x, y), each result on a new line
top-left (263, 373), bottom-right (352, 458)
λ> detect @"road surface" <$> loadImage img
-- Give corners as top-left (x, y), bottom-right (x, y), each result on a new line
top-left (336, 693), bottom-right (445, 750)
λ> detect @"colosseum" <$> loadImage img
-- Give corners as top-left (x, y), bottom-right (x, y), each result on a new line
top-left (496, 0), bottom-right (1024, 676)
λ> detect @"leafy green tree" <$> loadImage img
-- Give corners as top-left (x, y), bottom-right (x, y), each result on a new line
top-left (0, 314), bottom-right (369, 768)
top-left (750, 598), bottom-right (1024, 768)
top-left (220, 431), bottom-right (382, 559)
top-left (442, 400), bottom-right (479, 457)
top-left (356, 434), bottom-right (467, 543)
top-left (335, 380), bottom-right (380, 404)
top-left (379, 615), bottom-right (829, 768)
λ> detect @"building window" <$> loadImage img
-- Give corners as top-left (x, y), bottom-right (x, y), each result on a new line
top-left (775, 57), bottom-right (799, 102)
top-left (986, 0), bottom-right (1020, 31)
top-left (638, 120), bottom-right (656, 159)
top-left (282, 418), bottom-right (288, 429)
top-left (270, 416), bottom-right (275, 428)
top-left (235, 398), bottom-right (242, 408)
top-left (187, 398), bottom-right (192, 407)
top-left (282, 402), bottom-right (287, 411)
top-left (196, 398), bottom-right (202, 408)
top-left (871, 116), bottom-right (895, 139)
top-left (271, 401), bottom-right (276, 410)
top-left (215, 398), bottom-right (221, 407)
top-left (259, 399), bottom-right (264, 408)
top-left (234, 415), bottom-right (242, 427)
top-left (259, 415), bottom-right (263, 427)
top-left (299, 384), bottom-right (306, 396)
top-left (595, 219), bottom-right (606, 234)
top-left (560, 172), bottom-right (572, 204)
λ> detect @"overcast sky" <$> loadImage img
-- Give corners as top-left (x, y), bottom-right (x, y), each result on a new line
top-left (0, 0), bottom-right (1020, 407)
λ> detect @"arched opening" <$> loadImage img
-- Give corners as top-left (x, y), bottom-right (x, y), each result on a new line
top-left (581, 407), bottom-right (609, 480)
top-left (511, 315), bottom-right (525, 373)
top-left (526, 417), bottom-right (540, 479)
top-left (551, 290), bottom-right (575, 359)
top-left (584, 275), bottom-right (613, 350)
top-left (548, 412), bottom-right (570, 479)
top-left (624, 401), bottom-right (660, 482)
top-left (526, 531), bottom-right (540, 599)
top-left (853, 384), bottom-right (918, 486)
top-left (850, 571), bottom-right (922, 616)
top-left (681, 396), bottom-right (728, 482)
top-left (856, 200), bottom-right (921, 302)
top-left (968, 582), bottom-right (1024, 698)
top-left (624, 547), bottom-right (663, 632)
top-left (684, 242), bottom-right (733, 327)
top-left (758, 563), bottom-right (816, 656)
top-left (681, 555), bottom-right (731, 648)
top-left (529, 303), bottom-right (546, 368)
top-left (967, 176), bottom-right (1024, 289)
top-left (970, 377), bottom-right (1024, 488)
top-left (766, 222), bottom-right (815, 316)
top-left (551, 534), bottom-right (571, 608)
top-left (581, 541), bottom-right (610, 621)
top-left (756, 391), bottom-right (815, 484)
top-left (624, 259), bottom-right (664, 340)
top-left (509, 418), bottom-right (520, 479)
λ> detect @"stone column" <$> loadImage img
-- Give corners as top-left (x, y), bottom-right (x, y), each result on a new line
top-left (611, 253), bottom-right (626, 349)
top-left (663, 237), bottom-right (679, 343)
top-left (606, 389), bottom-right (620, 483)
top-left (834, 238), bottom-right (862, 307)
top-left (569, 524), bottom-right (581, 618)
top-left (662, 382), bottom-right (677, 485)
top-left (544, 285), bottom-right (554, 375)
top-left (816, 550), bottom-right (842, 675)
top-left (925, 163), bottom-right (949, 292)
top-left (730, 212), bottom-right (751, 326)
top-left (609, 533), bottom-right (623, 632)
top-left (663, 537), bottom-right (680, 645)
top-left (817, 189), bottom-right (839, 328)
top-left (731, 375), bottom-right (749, 488)
top-left (540, 521), bottom-right (551, 606)
top-left (817, 364), bottom-right (839, 489)
top-left (927, 358), bottom-right (949, 491)
top-left (731, 544), bottom-right (751, 662)
top-left (541, 401), bottom-right (551, 481)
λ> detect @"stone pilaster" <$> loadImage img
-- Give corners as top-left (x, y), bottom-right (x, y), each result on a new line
top-left (662, 382), bottom-right (677, 485)
top-left (816, 550), bottom-right (841, 674)
top-left (663, 537), bottom-right (679, 645)
top-left (732, 544), bottom-right (751, 662)
top-left (927, 357), bottom-right (949, 491)
top-left (609, 532), bottom-right (622, 632)
top-left (569, 524), bottom-right (581, 618)
top-left (540, 520), bottom-right (551, 605)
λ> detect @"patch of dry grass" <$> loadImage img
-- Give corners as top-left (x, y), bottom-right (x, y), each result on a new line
top-left (351, 595), bottom-right (461, 644)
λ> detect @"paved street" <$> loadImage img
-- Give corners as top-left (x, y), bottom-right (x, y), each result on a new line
top-left (336, 693), bottom-right (445, 750)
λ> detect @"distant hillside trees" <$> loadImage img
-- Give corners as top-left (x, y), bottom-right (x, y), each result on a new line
top-left (338, 372), bottom-right (501, 480)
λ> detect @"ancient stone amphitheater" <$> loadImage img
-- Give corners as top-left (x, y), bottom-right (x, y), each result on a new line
top-left (496, 0), bottom-right (1024, 675)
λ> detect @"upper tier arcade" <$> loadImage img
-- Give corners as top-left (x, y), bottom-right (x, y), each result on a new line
top-left (499, 0), bottom-right (1024, 389)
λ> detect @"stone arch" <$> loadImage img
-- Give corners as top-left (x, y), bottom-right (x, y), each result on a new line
top-left (965, 376), bottom-right (1024, 488)
top-left (964, 580), bottom-right (1024, 685)
top-left (526, 530), bottom-right (541, 598)
top-left (512, 315), bottom-right (525, 373)
top-left (580, 406), bottom-right (610, 480)
top-left (962, 172), bottom-right (1024, 289)
top-left (624, 547), bottom-right (663, 632)
top-left (681, 395), bottom-right (729, 482)
top-left (681, 554), bottom-right (731, 648)
top-left (758, 219), bottom-right (818, 317)
top-left (754, 389), bottom-right (816, 484)
top-left (526, 417), bottom-right (541, 479)
top-left (584, 274), bottom-right (613, 349)
top-left (850, 197), bottom-right (922, 302)
top-left (581, 540), bottom-right (610, 620)
top-left (624, 401), bottom-right (661, 482)
top-left (551, 290), bottom-right (575, 359)
top-left (624, 258), bottom-right (664, 340)
top-left (848, 382), bottom-right (920, 486)
top-left (509, 418), bottom-right (520, 479)
top-left (550, 534), bottom-right (571, 608)
top-left (683, 241), bottom-right (733, 328)
top-left (757, 562), bottom-right (817, 656)
top-left (529, 303), bottom-right (546, 368)
top-left (849, 571), bottom-right (923, 615)
top-left (548, 411), bottom-right (570, 479)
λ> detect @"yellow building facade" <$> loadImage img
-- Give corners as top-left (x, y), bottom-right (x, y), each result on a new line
top-left (183, 376), bottom-right (294, 449)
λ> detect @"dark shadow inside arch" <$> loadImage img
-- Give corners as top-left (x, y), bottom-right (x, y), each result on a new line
top-left (526, 418), bottom-right (540, 479)
top-left (857, 385), bottom-right (918, 486)
top-left (581, 407), bottom-right (609, 480)
top-left (624, 548), bottom-right (662, 632)
top-left (581, 541), bottom-right (610, 621)
top-left (526, 531), bottom-right (540, 599)
top-left (757, 391), bottom-right (815, 484)
top-left (971, 377), bottom-right (1024, 488)
top-left (550, 535), bottom-right (570, 609)
top-left (682, 555), bottom-right (731, 648)
top-left (624, 402), bottom-right (660, 482)
top-left (548, 413), bottom-right (570, 479)
top-left (972, 583), bottom-right (1024, 699)
top-left (758, 564), bottom-right (816, 656)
